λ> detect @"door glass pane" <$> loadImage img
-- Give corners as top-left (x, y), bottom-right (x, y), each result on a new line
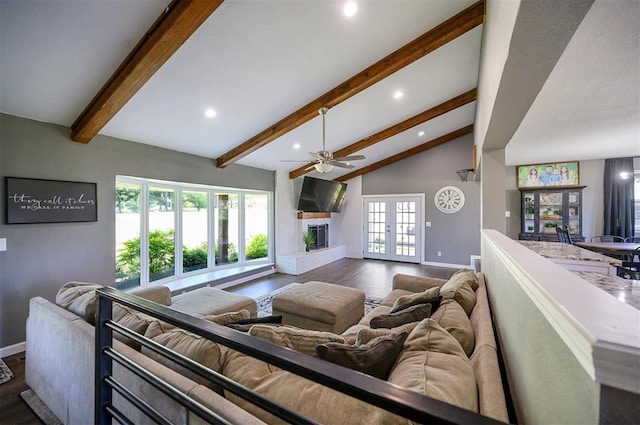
top-left (367, 201), bottom-right (386, 254)
top-left (567, 191), bottom-right (580, 234)
top-left (538, 191), bottom-right (562, 234)
top-left (395, 201), bottom-right (416, 256)
top-left (523, 192), bottom-right (535, 233)
top-left (182, 191), bottom-right (208, 273)
top-left (215, 193), bottom-right (239, 265)
top-left (245, 194), bottom-right (269, 261)
top-left (148, 187), bottom-right (175, 282)
top-left (115, 181), bottom-right (141, 290)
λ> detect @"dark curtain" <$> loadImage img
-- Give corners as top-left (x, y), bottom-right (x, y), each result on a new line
top-left (603, 157), bottom-right (635, 238)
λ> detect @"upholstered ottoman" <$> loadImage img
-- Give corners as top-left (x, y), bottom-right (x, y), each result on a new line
top-left (170, 287), bottom-right (257, 317)
top-left (272, 281), bottom-right (365, 333)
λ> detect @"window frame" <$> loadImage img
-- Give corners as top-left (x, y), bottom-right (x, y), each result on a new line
top-left (116, 176), bottom-right (273, 287)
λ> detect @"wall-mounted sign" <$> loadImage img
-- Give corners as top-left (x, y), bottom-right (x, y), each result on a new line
top-left (5, 177), bottom-right (97, 224)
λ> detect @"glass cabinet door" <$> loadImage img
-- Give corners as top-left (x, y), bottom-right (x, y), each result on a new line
top-left (523, 192), bottom-right (535, 234)
top-left (567, 191), bottom-right (581, 235)
top-left (538, 191), bottom-right (563, 234)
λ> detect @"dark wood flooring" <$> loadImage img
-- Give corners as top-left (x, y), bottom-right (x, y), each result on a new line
top-left (0, 258), bottom-right (458, 425)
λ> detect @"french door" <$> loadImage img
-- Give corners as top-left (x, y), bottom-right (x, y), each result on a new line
top-left (363, 195), bottom-right (422, 263)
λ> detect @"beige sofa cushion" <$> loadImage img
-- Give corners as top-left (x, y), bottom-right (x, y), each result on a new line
top-left (390, 286), bottom-right (441, 313)
top-left (448, 268), bottom-right (480, 291)
top-left (387, 318), bottom-right (478, 412)
top-left (316, 332), bottom-right (409, 379)
top-left (56, 282), bottom-right (102, 325)
top-left (439, 280), bottom-right (476, 316)
top-left (220, 349), bottom-right (409, 425)
top-left (112, 304), bottom-right (156, 350)
top-left (249, 325), bottom-right (345, 356)
top-left (429, 299), bottom-right (475, 356)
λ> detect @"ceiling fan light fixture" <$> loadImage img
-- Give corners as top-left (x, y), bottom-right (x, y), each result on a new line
top-left (314, 163), bottom-right (334, 173)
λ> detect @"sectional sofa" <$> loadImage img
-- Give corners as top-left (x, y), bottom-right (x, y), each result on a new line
top-left (25, 270), bottom-right (509, 424)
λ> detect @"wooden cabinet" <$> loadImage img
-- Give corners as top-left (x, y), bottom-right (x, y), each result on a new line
top-left (519, 186), bottom-right (585, 242)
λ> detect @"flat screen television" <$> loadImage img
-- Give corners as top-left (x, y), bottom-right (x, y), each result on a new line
top-left (297, 176), bottom-right (348, 213)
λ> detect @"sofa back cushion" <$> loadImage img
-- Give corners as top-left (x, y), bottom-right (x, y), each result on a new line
top-left (429, 299), bottom-right (475, 357)
top-left (387, 318), bottom-right (478, 412)
top-left (439, 279), bottom-right (476, 316)
top-left (369, 303), bottom-right (432, 329)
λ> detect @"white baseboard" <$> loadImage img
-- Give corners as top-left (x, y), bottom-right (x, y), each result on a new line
top-left (1, 341), bottom-right (26, 358)
top-left (422, 260), bottom-right (470, 269)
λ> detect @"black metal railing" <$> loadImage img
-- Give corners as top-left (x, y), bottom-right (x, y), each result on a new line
top-left (95, 287), bottom-right (505, 425)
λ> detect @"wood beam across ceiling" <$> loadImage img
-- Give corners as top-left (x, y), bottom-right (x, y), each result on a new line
top-left (335, 125), bottom-right (474, 182)
top-left (70, 0), bottom-right (224, 143)
top-left (216, 0), bottom-right (485, 168)
top-left (288, 88), bottom-right (477, 179)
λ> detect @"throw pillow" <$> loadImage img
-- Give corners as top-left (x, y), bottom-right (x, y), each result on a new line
top-left (369, 303), bottom-right (432, 329)
top-left (429, 299), bottom-right (475, 356)
top-left (249, 325), bottom-right (345, 356)
top-left (356, 321), bottom-right (420, 345)
top-left (203, 310), bottom-right (251, 326)
top-left (390, 286), bottom-right (442, 313)
top-left (55, 281), bottom-right (102, 325)
top-left (439, 280), bottom-right (476, 316)
top-left (229, 315), bottom-right (282, 325)
top-left (316, 332), bottom-right (409, 380)
top-left (227, 315), bottom-right (283, 333)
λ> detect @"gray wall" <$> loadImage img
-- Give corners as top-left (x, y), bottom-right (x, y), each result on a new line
top-left (0, 113), bottom-right (274, 349)
top-left (362, 134), bottom-right (479, 265)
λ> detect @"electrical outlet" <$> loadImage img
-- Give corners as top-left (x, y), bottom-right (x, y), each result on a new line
top-left (425, 221), bottom-right (431, 227)
top-left (505, 211), bottom-right (511, 217)
top-left (0, 238), bottom-right (6, 252)
top-left (437, 251), bottom-right (442, 257)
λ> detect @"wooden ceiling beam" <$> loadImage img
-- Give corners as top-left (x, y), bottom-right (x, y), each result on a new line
top-left (288, 88), bottom-right (477, 179)
top-left (335, 125), bottom-right (474, 182)
top-left (70, 0), bottom-right (224, 143)
top-left (216, 0), bottom-right (485, 168)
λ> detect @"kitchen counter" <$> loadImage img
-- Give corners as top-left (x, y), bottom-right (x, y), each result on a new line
top-left (571, 271), bottom-right (640, 311)
top-left (518, 240), bottom-right (621, 275)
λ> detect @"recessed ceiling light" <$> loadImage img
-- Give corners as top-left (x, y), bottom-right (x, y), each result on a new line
top-left (204, 108), bottom-right (217, 118)
top-left (393, 91), bottom-right (404, 100)
top-left (293, 143), bottom-right (301, 149)
top-left (418, 131), bottom-right (425, 137)
top-left (343, 1), bottom-right (358, 17)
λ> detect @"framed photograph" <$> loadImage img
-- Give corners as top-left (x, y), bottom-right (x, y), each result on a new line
top-left (5, 177), bottom-right (97, 224)
top-left (516, 161), bottom-right (579, 189)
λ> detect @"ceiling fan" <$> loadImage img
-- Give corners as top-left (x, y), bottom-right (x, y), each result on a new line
top-left (281, 107), bottom-right (365, 173)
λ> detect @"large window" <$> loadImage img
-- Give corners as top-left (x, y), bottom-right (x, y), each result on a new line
top-left (115, 177), bottom-right (272, 289)
top-left (635, 173), bottom-right (640, 236)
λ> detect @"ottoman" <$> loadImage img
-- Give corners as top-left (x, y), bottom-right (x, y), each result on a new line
top-left (272, 281), bottom-right (365, 333)
top-left (170, 287), bottom-right (257, 317)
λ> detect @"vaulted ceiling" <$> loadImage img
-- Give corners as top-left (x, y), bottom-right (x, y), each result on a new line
top-left (1, 0), bottom-right (638, 181)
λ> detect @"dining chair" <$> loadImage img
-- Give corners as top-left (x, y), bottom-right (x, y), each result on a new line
top-left (617, 247), bottom-right (640, 279)
top-left (555, 225), bottom-right (573, 244)
top-left (625, 236), bottom-right (640, 243)
top-left (590, 235), bottom-right (625, 243)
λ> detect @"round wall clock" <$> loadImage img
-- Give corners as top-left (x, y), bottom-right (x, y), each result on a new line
top-left (434, 186), bottom-right (465, 214)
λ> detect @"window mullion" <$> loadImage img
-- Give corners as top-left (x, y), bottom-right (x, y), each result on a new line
top-left (175, 187), bottom-right (183, 278)
top-left (238, 193), bottom-right (245, 264)
top-left (209, 191), bottom-right (215, 270)
top-left (140, 182), bottom-right (149, 286)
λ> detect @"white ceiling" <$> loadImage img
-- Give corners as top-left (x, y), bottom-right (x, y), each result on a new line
top-left (1, 0), bottom-right (638, 179)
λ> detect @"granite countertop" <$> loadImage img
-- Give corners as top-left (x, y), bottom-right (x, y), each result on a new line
top-left (571, 271), bottom-right (640, 311)
top-left (518, 241), bottom-right (622, 266)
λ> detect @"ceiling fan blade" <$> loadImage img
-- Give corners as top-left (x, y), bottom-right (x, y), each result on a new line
top-left (334, 155), bottom-right (365, 161)
top-left (329, 161), bottom-right (354, 169)
top-left (304, 164), bottom-right (317, 171)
